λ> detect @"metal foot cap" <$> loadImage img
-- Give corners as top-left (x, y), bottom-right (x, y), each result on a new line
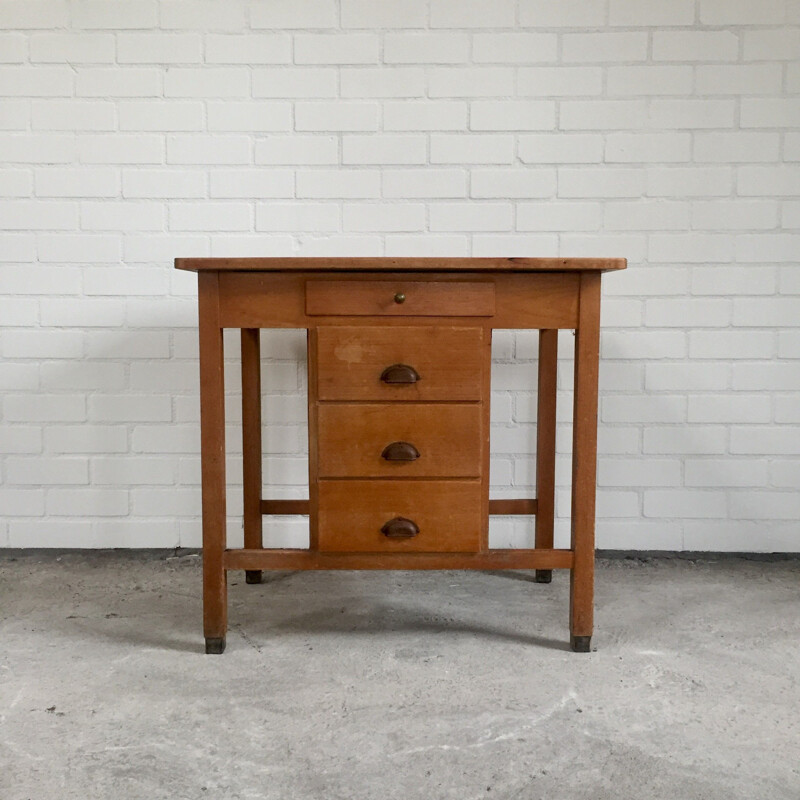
top-left (570, 635), bottom-right (592, 653)
top-left (205, 637), bottom-right (226, 655)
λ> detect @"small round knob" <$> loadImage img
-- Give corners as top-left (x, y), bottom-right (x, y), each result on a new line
top-left (394, 292), bottom-right (406, 304)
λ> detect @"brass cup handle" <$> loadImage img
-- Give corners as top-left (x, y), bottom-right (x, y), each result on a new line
top-left (381, 441), bottom-right (420, 462)
top-left (381, 517), bottom-right (420, 539)
top-left (380, 363), bottom-right (420, 384)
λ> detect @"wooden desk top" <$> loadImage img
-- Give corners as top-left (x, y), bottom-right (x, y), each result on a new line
top-left (175, 257), bottom-right (626, 273)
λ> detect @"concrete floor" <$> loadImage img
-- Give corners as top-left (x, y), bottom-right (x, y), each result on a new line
top-left (0, 552), bottom-right (798, 800)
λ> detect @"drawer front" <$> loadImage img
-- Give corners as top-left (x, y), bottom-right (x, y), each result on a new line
top-left (317, 404), bottom-right (482, 478)
top-left (318, 480), bottom-right (482, 553)
top-left (316, 325), bottom-right (484, 401)
top-left (306, 280), bottom-right (495, 317)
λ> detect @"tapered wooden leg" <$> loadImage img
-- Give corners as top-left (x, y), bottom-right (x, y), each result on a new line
top-left (198, 272), bottom-right (227, 654)
top-left (241, 328), bottom-right (263, 585)
top-left (569, 274), bottom-right (601, 653)
top-left (535, 329), bottom-right (558, 584)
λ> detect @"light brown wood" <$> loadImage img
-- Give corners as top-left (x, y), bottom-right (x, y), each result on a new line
top-left (224, 548), bottom-right (575, 571)
top-left (316, 325), bottom-right (484, 402)
top-left (306, 279), bottom-right (495, 317)
top-left (492, 273), bottom-right (579, 329)
top-left (317, 479), bottom-right (482, 553)
top-left (480, 324), bottom-right (492, 550)
top-left (218, 272), bottom-right (307, 329)
top-left (317, 403), bottom-right (482, 478)
top-left (177, 256), bottom-right (626, 273)
top-left (306, 328), bottom-right (319, 550)
top-left (570, 273), bottom-right (602, 643)
top-left (197, 271), bottom-right (227, 644)
top-left (184, 256), bottom-right (625, 653)
top-left (260, 499), bottom-right (309, 515)
top-left (535, 329), bottom-right (558, 556)
top-left (216, 272), bottom-right (579, 330)
top-left (489, 499), bottom-right (538, 515)
top-left (241, 329), bottom-right (262, 562)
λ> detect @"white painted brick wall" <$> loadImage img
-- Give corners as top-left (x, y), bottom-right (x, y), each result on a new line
top-left (1, 1), bottom-right (798, 553)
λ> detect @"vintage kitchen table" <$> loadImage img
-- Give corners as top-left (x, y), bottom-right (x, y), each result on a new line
top-left (175, 257), bottom-right (626, 654)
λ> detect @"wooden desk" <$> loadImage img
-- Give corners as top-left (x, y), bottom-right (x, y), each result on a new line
top-left (175, 257), bottom-right (626, 654)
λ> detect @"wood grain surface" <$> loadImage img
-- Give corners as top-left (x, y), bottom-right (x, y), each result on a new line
top-left (570, 273), bottom-right (602, 642)
top-left (215, 271), bottom-right (581, 330)
top-left (224, 548), bottom-right (575, 571)
top-left (177, 256), bottom-right (626, 273)
top-left (197, 271), bottom-right (227, 642)
top-left (316, 325), bottom-right (485, 401)
top-left (317, 479), bottom-right (482, 553)
top-left (306, 279), bottom-right (495, 317)
top-left (317, 403), bottom-right (482, 478)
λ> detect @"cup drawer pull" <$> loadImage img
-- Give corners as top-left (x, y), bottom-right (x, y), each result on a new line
top-left (380, 517), bottom-right (420, 539)
top-left (381, 441), bottom-right (420, 462)
top-left (380, 363), bottom-right (420, 384)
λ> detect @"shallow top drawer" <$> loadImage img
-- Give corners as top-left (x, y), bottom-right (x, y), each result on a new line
top-left (316, 325), bottom-right (485, 401)
top-left (306, 280), bottom-right (495, 317)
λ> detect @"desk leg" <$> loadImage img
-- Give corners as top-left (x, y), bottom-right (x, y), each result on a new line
top-left (241, 328), bottom-right (263, 585)
top-left (198, 272), bottom-right (227, 654)
top-left (535, 328), bottom-right (558, 584)
top-left (569, 274), bottom-right (601, 653)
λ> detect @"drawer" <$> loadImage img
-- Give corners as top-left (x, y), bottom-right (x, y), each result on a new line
top-left (317, 404), bottom-right (482, 478)
top-left (306, 280), bottom-right (495, 317)
top-left (316, 325), bottom-right (485, 402)
top-left (318, 480), bottom-right (482, 553)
